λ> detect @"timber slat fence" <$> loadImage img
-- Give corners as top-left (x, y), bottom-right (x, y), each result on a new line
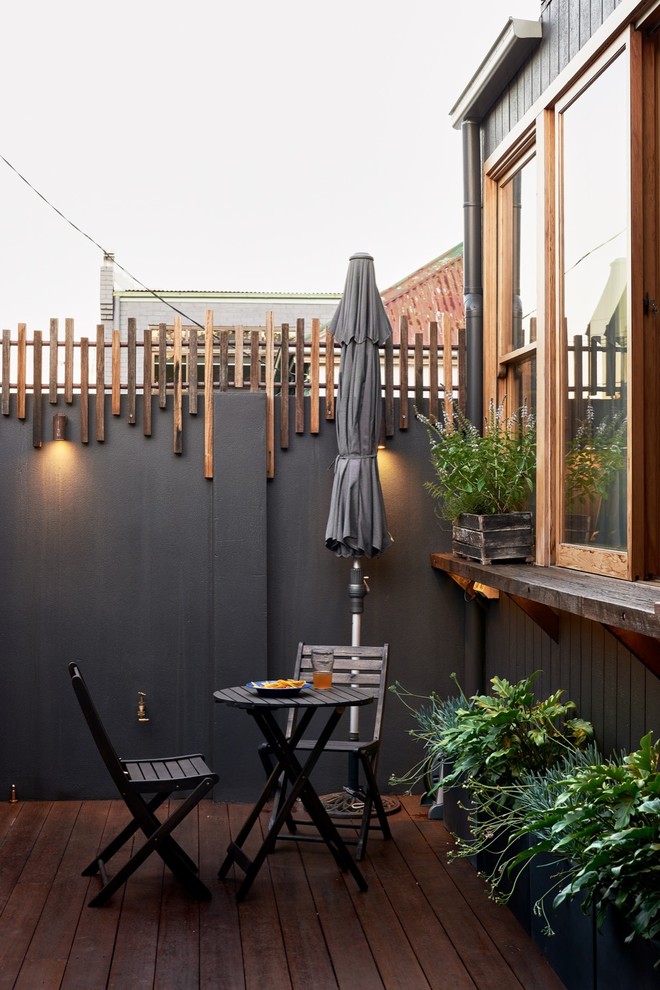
top-left (1, 311), bottom-right (465, 478)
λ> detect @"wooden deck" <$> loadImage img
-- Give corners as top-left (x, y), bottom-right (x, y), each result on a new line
top-left (0, 796), bottom-right (565, 990)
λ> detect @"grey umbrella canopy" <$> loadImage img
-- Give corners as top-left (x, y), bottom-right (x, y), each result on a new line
top-left (325, 253), bottom-right (393, 559)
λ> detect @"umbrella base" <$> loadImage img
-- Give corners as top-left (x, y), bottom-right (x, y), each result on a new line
top-left (320, 789), bottom-right (401, 818)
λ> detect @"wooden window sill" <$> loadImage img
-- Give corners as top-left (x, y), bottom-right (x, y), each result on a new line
top-left (430, 553), bottom-right (660, 676)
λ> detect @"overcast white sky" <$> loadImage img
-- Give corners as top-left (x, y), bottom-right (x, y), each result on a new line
top-left (0, 0), bottom-right (541, 332)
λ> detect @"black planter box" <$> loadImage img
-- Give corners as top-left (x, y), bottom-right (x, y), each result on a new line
top-left (528, 853), bottom-right (595, 990)
top-left (477, 828), bottom-right (531, 935)
top-left (595, 906), bottom-right (659, 990)
top-left (442, 783), bottom-right (478, 868)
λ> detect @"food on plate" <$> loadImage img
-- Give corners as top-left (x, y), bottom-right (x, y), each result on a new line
top-left (261, 679), bottom-right (306, 689)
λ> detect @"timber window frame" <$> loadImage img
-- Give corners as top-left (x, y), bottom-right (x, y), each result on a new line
top-left (483, 26), bottom-right (648, 580)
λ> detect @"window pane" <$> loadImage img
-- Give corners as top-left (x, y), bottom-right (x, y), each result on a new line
top-left (561, 54), bottom-right (628, 550)
top-left (501, 156), bottom-right (537, 352)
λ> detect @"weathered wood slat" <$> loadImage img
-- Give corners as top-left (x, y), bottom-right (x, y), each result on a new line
top-left (442, 313), bottom-right (453, 423)
top-left (158, 323), bottom-right (167, 409)
top-left (2, 329), bottom-right (10, 415)
top-left (188, 328), bottom-right (198, 415)
top-left (250, 329), bottom-right (260, 392)
top-left (234, 325), bottom-right (244, 391)
top-left (80, 338), bottom-right (89, 444)
top-left (111, 330), bottom-right (121, 416)
top-left (95, 326), bottom-right (105, 442)
top-left (414, 331), bottom-right (424, 412)
top-left (173, 317), bottom-right (182, 455)
top-left (310, 317), bottom-right (320, 434)
top-left (49, 318), bottom-right (58, 404)
top-left (384, 337), bottom-right (394, 437)
top-left (266, 312), bottom-right (275, 478)
top-left (17, 324), bottom-right (26, 420)
top-left (295, 318), bottom-right (305, 434)
top-left (325, 329), bottom-right (335, 420)
top-left (204, 310), bottom-right (214, 479)
top-left (127, 318), bottom-right (136, 424)
top-left (219, 329), bottom-right (229, 392)
top-left (143, 327), bottom-right (152, 438)
top-left (65, 318), bottom-right (74, 404)
top-left (279, 322), bottom-right (290, 450)
top-left (428, 319), bottom-right (439, 423)
top-left (32, 331), bottom-right (42, 448)
top-left (399, 315), bottom-right (409, 430)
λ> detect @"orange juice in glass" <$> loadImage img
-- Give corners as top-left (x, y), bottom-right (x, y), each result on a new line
top-left (311, 649), bottom-right (334, 689)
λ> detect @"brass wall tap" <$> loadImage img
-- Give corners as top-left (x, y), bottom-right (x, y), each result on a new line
top-left (137, 692), bottom-right (150, 723)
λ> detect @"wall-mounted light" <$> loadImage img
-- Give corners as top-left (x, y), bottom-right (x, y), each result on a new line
top-left (53, 413), bottom-right (68, 441)
top-left (377, 419), bottom-right (386, 450)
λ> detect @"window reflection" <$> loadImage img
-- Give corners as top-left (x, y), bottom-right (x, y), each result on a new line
top-left (561, 53), bottom-right (628, 550)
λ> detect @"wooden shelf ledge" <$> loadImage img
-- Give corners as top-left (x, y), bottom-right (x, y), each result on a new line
top-left (431, 553), bottom-right (660, 677)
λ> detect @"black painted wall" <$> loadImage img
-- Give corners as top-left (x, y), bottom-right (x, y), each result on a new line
top-left (0, 393), bottom-right (463, 802)
top-left (484, 594), bottom-right (659, 756)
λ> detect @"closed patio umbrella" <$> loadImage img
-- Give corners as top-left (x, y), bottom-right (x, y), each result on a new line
top-left (324, 253), bottom-right (394, 815)
top-left (325, 252), bottom-right (393, 563)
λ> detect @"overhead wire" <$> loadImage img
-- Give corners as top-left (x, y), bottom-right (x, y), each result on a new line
top-left (0, 153), bottom-right (205, 329)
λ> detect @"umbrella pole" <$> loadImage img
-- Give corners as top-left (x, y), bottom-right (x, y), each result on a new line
top-left (348, 560), bottom-right (368, 740)
top-left (347, 560), bottom-right (368, 792)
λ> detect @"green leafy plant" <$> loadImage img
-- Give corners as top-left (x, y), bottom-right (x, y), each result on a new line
top-left (418, 400), bottom-right (536, 521)
top-left (511, 732), bottom-right (660, 950)
top-left (456, 743), bottom-right (604, 908)
top-left (440, 671), bottom-right (593, 791)
top-left (565, 404), bottom-right (627, 512)
top-left (387, 683), bottom-right (468, 796)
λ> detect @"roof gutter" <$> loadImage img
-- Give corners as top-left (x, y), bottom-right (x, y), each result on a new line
top-left (449, 18), bottom-right (542, 129)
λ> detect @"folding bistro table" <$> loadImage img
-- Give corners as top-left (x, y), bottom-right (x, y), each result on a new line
top-left (213, 683), bottom-right (374, 901)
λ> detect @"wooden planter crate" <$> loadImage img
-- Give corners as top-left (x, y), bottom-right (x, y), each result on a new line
top-left (452, 512), bottom-right (534, 564)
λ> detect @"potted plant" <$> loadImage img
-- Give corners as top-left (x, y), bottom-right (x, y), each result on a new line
top-left (389, 672), bottom-right (594, 930)
top-left (510, 732), bottom-right (660, 980)
top-left (388, 683), bottom-right (470, 835)
top-left (418, 400), bottom-right (536, 563)
top-left (474, 734), bottom-right (660, 988)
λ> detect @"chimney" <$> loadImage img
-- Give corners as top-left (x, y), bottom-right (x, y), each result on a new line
top-left (100, 252), bottom-right (115, 327)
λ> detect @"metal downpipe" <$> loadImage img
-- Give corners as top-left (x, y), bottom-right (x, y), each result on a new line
top-left (462, 118), bottom-right (485, 695)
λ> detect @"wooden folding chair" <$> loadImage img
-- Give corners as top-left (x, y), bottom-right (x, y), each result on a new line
top-left (68, 661), bottom-right (218, 906)
top-left (259, 643), bottom-right (392, 860)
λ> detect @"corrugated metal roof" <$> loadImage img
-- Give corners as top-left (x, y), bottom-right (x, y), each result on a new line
top-left (381, 244), bottom-right (464, 345)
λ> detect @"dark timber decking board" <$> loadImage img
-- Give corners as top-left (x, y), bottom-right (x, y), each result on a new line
top-left (0, 798), bottom-right (565, 990)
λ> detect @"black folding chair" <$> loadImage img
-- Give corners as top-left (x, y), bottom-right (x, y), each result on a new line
top-left (68, 661), bottom-right (218, 906)
top-left (259, 643), bottom-right (391, 860)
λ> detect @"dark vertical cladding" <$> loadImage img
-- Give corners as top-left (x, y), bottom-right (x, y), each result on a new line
top-left (463, 119), bottom-right (483, 431)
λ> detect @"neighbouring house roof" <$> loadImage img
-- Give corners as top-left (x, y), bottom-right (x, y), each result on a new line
top-left (381, 243), bottom-right (464, 345)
